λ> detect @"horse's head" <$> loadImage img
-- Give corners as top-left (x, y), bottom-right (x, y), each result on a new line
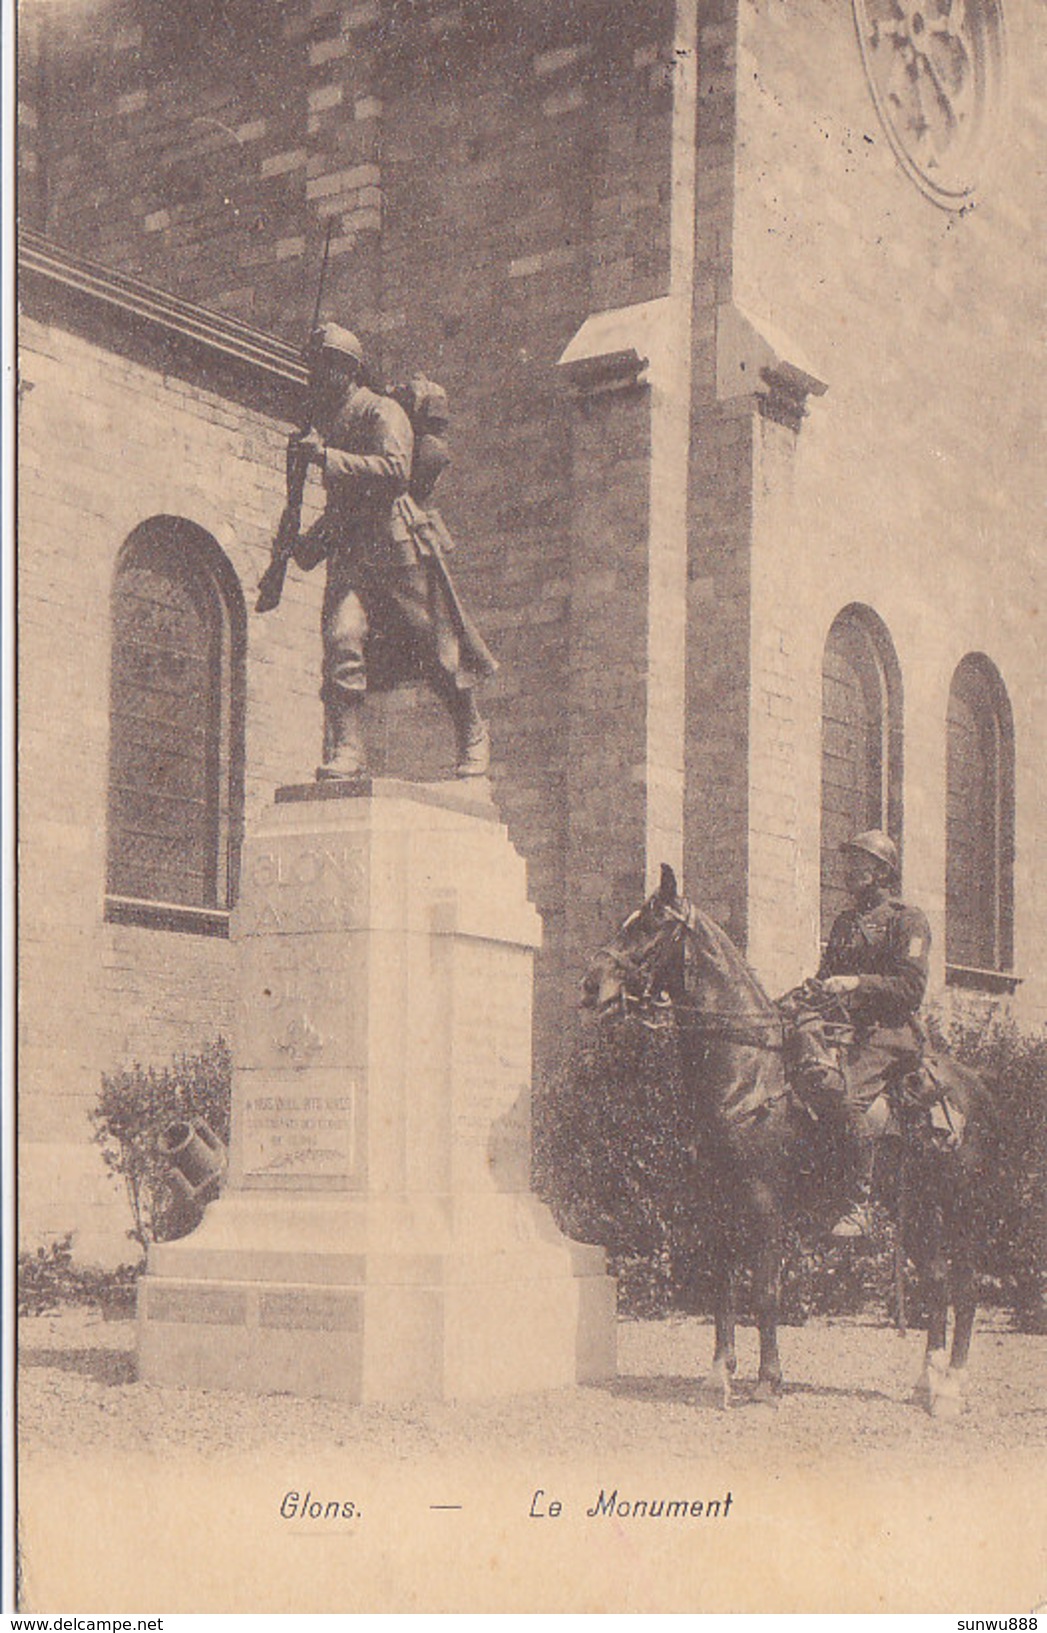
top-left (582, 863), bottom-right (778, 1031)
top-left (581, 864), bottom-right (690, 1018)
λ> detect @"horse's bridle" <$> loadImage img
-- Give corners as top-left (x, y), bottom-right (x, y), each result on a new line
top-left (594, 932), bottom-right (679, 1029)
top-left (601, 898), bottom-right (785, 1051)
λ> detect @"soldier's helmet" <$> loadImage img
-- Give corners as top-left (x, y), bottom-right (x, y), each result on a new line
top-left (309, 323), bottom-right (365, 366)
top-left (840, 829), bottom-right (899, 880)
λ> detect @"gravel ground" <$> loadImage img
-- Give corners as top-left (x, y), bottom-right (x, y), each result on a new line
top-left (18, 1304), bottom-right (1046, 1469)
top-left (16, 1308), bottom-right (1047, 1612)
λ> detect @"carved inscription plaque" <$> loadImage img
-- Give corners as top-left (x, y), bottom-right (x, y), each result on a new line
top-left (147, 1286), bottom-right (248, 1326)
top-left (235, 839), bottom-right (368, 937)
top-left (241, 1069), bottom-right (358, 1181)
top-left (258, 1291), bottom-right (362, 1332)
top-left (237, 935), bottom-right (364, 1071)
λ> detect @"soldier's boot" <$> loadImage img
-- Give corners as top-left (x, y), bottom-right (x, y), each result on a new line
top-left (831, 1131), bottom-right (876, 1240)
top-left (783, 1007), bottom-right (845, 1107)
top-left (797, 1059), bottom-right (846, 1106)
top-left (452, 689), bottom-right (490, 778)
top-left (317, 695), bottom-right (368, 781)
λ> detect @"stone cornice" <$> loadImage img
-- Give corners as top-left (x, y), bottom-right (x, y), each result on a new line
top-left (556, 298), bottom-right (673, 396)
top-left (18, 227), bottom-right (309, 414)
top-left (716, 301), bottom-right (828, 433)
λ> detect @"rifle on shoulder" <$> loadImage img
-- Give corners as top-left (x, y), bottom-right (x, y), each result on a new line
top-left (256, 221), bottom-right (335, 614)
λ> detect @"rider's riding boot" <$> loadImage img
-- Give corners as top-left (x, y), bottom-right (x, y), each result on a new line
top-left (786, 1013), bottom-right (845, 1108)
top-left (317, 694), bottom-right (368, 781)
top-left (797, 1060), bottom-right (846, 1107)
top-left (831, 1137), bottom-right (876, 1240)
top-left (452, 688), bottom-right (490, 778)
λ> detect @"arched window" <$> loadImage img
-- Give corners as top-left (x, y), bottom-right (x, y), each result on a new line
top-left (820, 605), bottom-right (903, 940)
top-left (105, 517), bottom-right (245, 933)
top-left (946, 654), bottom-right (1015, 985)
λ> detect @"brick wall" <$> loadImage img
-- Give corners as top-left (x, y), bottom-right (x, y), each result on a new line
top-left (682, 0), bottom-right (754, 951)
top-left (20, 2), bottom-right (675, 350)
top-left (19, 0), bottom-right (681, 1072)
top-left (19, 0), bottom-right (1045, 1270)
top-left (732, 0), bottom-right (1047, 1019)
top-left (562, 382), bottom-right (653, 1001)
top-left (18, 313), bottom-right (324, 1257)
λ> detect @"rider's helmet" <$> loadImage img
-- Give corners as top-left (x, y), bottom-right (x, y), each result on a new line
top-left (840, 829), bottom-right (899, 883)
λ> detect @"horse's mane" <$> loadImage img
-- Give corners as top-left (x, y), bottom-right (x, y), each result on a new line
top-left (682, 901), bottom-right (779, 1017)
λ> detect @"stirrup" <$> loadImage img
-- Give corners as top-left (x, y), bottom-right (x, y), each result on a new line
top-left (798, 1064), bottom-right (845, 1101)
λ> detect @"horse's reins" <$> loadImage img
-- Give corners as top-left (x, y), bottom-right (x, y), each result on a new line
top-left (605, 900), bottom-right (813, 1127)
top-left (614, 900), bottom-right (788, 1053)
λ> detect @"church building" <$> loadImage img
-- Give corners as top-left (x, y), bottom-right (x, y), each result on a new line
top-left (17, 0), bottom-right (1045, 1260)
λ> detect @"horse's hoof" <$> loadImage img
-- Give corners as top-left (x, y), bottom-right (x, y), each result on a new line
top-left (697, 1375), bottom-right (733, 1410)
top-left (912, 1350), bottom-right (949, 1413)
top-left (930, 1390), bottom-right (964, 1421)
top-left (930, 1375), bottom-right (966, 1421)
top-left (753, 1379), bottom-right (783, 1408)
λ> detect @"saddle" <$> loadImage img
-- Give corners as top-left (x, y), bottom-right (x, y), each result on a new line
top-left (859, 1069), bottom-right (967, 1150)
top-left (776, 986), bottom-right (974, 1152)
top-left (888, 1050), bottom-right (979, 1150)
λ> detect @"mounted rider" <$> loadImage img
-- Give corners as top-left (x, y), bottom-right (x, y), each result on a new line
top-left (790, 829), bottom-right (931, 1239)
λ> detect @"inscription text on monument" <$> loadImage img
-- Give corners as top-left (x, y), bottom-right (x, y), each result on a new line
top-left (236, 842), bottom-right (367, 936)
top-left (241, 1075), bottom-right (358, 1180)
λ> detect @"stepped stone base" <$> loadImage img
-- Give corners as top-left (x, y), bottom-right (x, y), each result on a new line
top-left (137, 779), bottom-right (616, 1401)
top-left (139, 1193), bottom-right (615, 1402)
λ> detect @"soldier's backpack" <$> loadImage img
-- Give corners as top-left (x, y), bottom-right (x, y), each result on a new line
top-left (390, 373), bottom-right (452, 505)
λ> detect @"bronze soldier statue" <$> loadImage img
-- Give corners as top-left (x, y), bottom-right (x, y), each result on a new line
top-left (290, 324), bottom-right (496, 781)
top-left (796, 829), bottom-right (931, 1239)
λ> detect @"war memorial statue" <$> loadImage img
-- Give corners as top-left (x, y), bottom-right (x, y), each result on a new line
top-left (258, 321), bottom-right (498, 780)
top-left (138, 320), bottom-right (614, 1404)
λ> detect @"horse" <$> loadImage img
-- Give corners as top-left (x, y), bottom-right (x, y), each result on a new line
top-left (581, 864), bottom-right (994, 1417)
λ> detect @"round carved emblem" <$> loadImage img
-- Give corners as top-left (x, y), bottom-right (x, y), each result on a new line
top-left (853, 0), bottom-right (1007, 208)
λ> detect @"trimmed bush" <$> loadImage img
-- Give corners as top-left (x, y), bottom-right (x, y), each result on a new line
top-left (17, 1233), bottom-right (140, 1317)
top-left (533, 1020), bottom-right (691, 1315)
top-left (90, 1038), bottom-right (232, 1253)
top-left (927, 1012), bottom-right (1047, 1331)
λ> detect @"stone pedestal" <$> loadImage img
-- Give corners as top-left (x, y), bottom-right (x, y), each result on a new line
top-left (137, 778), bottom-right (616, 1400)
